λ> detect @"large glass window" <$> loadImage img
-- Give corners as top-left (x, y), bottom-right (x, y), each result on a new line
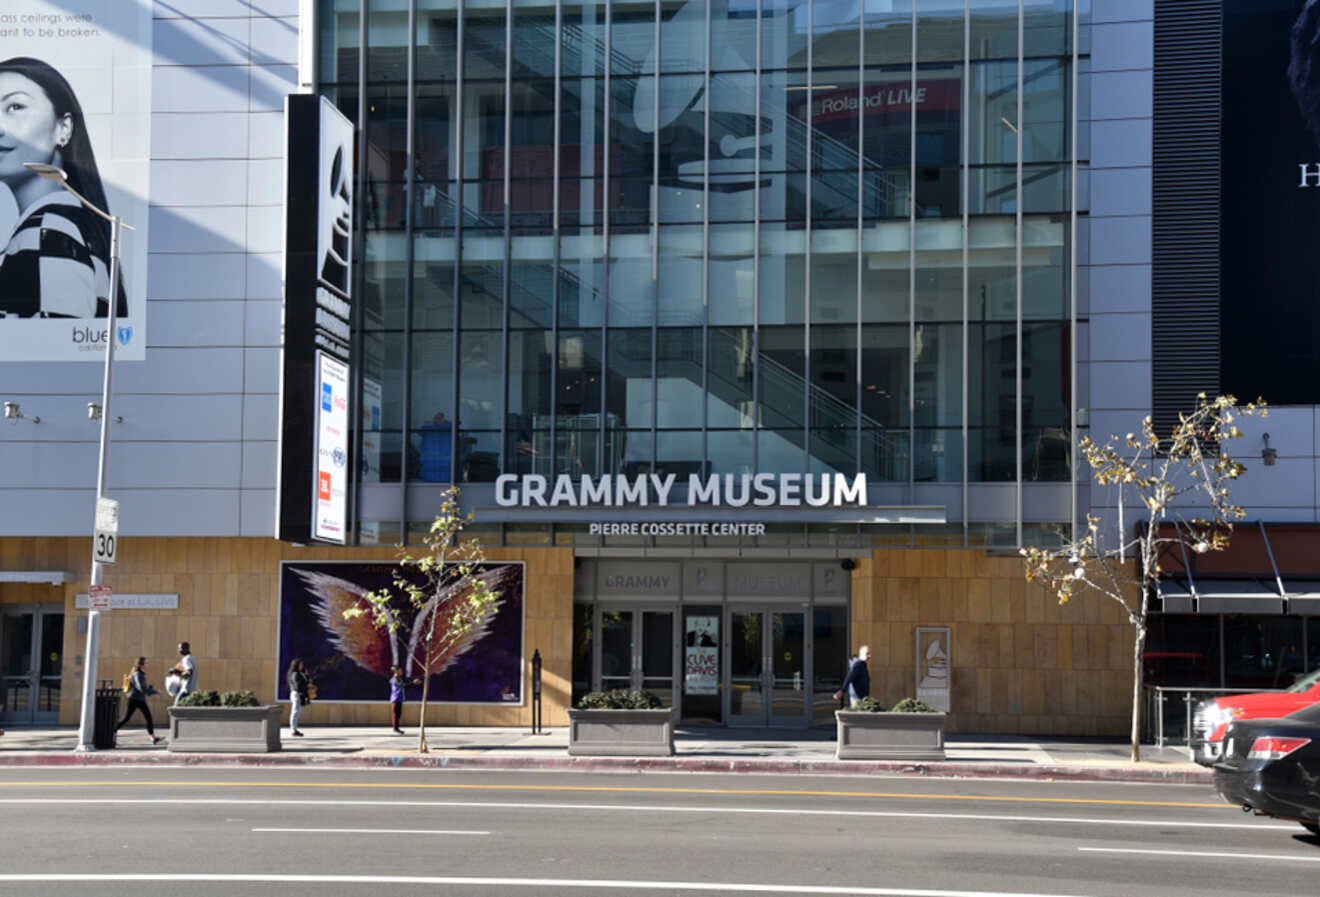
top-left (327, 0), bottom-right (1081, 542)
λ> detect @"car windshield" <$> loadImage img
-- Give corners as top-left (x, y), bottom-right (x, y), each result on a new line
top-left (1285, 667), bottom-right (1320, 693)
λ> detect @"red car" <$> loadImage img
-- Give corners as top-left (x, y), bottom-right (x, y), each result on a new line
top-left (1192, 667), bottom-right (1320, 766)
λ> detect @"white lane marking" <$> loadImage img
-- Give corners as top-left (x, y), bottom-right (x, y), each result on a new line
top-left (1080, 847), bottom-right (1320, 863)
top-left (252, 827), bottom-right (489, 835)
top-left (0, 797), bottom-right (1290, 831)
top-left (0, 874), bottom-right (1099, 896)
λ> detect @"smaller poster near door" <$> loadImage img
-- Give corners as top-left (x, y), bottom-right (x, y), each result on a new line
top-left (916, 626), bottom-right (951, 712)
top-left (684, 616), bottom-right (718, 695)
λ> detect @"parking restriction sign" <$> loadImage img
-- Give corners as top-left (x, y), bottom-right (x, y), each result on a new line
top-left (89, 585), bottom-right (112, 611)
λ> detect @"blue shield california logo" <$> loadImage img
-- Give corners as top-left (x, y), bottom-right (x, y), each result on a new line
top-left (116, 327), bottom-right (132, 347)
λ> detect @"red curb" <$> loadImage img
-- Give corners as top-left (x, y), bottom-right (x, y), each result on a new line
top-left (0, 751), bottom-right (1214, 785)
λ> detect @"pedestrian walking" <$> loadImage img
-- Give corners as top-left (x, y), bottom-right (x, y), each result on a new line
top-left (389, 665), bottom-right (421, 735)
top-left (115, 657), bottom-right (163, 744)
top-left (171, 641), bottom-right (197, 705)
top-left (833, 644), bottom-right (871, 708)
top-left (288, 658), bottom-right (310, 737)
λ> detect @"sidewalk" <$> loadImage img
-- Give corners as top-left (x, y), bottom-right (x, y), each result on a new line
top-left (0, 725), bottom-right (1212, 784)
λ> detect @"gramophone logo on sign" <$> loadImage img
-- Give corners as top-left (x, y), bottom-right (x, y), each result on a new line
top-left (0, 0), bottom-right (151, 362)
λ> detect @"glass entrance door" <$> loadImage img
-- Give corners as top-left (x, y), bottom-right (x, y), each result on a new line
top-left (596, 607), bottom-right (677, 707)
top-left (726, 606), bottom-right (808, 727)
top-left (0, 606), bottom-right (63, 725)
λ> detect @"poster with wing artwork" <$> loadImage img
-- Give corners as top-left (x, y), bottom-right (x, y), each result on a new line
top-left (277, 560), bottom-right (524, 704)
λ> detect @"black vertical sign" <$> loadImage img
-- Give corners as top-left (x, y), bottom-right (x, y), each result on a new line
top-left (278, 95), bottom-right (355, 543)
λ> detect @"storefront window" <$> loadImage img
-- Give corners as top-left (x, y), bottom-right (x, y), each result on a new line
top-left (1224, 615), bottom-right (1305, 690)
top-left (812, 606), bottom-right (848, 727)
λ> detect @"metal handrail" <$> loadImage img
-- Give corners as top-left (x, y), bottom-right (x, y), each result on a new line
top-left (1143, 685), bottom-right (1284, 750)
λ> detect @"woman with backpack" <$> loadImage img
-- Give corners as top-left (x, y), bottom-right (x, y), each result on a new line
top-left (115, 657), bottom-right (162, 744)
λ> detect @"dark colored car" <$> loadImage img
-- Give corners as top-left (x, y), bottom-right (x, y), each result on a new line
top-left (1213, 701), bottom-right (1320, 836)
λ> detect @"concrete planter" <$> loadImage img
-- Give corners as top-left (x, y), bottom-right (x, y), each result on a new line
top-left (567, 707), bottom-right (676, 756)
top-left (167, 705), bottom-right (283, 753)
top-left (835, 710), bottom-right (947, 761)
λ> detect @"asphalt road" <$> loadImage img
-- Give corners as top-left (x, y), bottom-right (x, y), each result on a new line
top-left (0, 767), bottom-right (1314, 897)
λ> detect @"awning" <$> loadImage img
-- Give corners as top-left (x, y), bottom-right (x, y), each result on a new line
top-left (1158, 578), bottom-right (1283, 614)
top-left (1156, 580), bottom-right (1193, 614)
top-left (0, 571), bottom-right (76, 585)
top-left (1195, 580), bottom-right (1283, 614)
top-left (1284, 581), bottom-right (1320, 615)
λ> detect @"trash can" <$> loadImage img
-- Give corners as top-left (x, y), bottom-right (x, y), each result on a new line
top-left (94, 681), bottom-right (120, 750)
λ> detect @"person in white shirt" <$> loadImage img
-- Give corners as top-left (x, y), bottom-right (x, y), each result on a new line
top-left (172, 641), bottom-right (197, 705)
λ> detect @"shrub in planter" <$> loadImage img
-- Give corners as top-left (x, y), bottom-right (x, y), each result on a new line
top-left (568, 690), bottom-right (674, 756)
top-left (889, 698), bottom-right (935, 713)
top-left (577, 690), bottom-right (663, 710)
top-left (176, 689), bottom-right (259, 708)
top-left (835, 696), bottom-right (946, 760)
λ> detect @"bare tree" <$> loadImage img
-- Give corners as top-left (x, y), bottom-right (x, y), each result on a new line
top-left (1021, 394), bottom-right (1265, 762)
top-left (345, 486), bottom-right (504, 753)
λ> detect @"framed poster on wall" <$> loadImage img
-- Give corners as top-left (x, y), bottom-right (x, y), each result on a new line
top-left (915, 626), bottom-right (951, 712)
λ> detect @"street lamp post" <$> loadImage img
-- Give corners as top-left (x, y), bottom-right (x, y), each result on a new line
top-left (25, 162), bottom-right (134, 751)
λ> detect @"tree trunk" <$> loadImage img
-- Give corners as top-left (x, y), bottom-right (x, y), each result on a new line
top-left (417, 661), bottom-right (431, 754)
top-left (1130, 625), bottom-right (1147, 763)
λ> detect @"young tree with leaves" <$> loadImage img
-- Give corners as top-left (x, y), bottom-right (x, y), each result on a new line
top-left (1021, 394), bottom-right (1265, 762)
top-left (345, 486), bottom-right (504, 753)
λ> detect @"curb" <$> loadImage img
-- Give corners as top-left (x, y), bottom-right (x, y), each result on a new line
top-left (0, 751), bottom-right (1215, 785)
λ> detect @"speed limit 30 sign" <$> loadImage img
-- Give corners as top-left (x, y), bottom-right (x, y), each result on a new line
top-left (94, 530), bottom-right (117, 564)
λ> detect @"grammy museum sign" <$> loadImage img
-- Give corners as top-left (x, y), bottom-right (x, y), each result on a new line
top-left (495, 472), bottom-right (868, 509)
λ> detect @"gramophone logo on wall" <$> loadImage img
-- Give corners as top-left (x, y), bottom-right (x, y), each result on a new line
top-left (633, 0), bottom-right (761, 196)
top-left (317, 109), bottom-right (353, 297)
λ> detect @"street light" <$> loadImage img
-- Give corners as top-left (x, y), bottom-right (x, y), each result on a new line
top-left (26, 162), bottom-right (135, 752)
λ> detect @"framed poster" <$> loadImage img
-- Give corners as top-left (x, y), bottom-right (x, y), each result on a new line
top-left (915, 626), bottom-right (951, 712)
top-left (684, 615), bottom-right (718, 695)
top-left (277, 560), bottom-right (525, 704)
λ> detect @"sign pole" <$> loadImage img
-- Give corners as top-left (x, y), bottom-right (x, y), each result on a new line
top-left (76, 215), bottom-right (123, 753)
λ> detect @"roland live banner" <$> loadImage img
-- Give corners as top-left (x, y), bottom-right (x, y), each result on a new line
top-left (0, 0), bottom-right (150, 361)
top-left (1223, 0), bottom-right (1320, 403)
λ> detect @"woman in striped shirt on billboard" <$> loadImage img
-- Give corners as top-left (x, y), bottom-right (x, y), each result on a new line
top-left (0, 56), bottom-right (126, 319)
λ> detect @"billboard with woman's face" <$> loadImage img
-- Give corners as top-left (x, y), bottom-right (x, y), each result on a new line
top-left (0, 0), bottom-right (150, 361)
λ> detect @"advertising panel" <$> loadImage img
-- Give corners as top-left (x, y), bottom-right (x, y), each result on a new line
top-left (277, 561), bottom-right (524, 704)
top-left (0, 0), bottom-right (150, 361)
top-left (683, 615), bottom-right (718, 695)
top-left (278, 95), bottom-right (356, 543)
top-left (1222, 1), bottom-right (1320, 403)
top-left (314, 351), bottom-right (349, 543)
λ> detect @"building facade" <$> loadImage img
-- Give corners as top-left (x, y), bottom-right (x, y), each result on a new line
top-left (0, 0), bottom-right (1310, 736)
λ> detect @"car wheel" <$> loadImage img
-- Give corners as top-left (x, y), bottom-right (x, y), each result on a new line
top-left (1302, 822), bottom-right (1320, 837)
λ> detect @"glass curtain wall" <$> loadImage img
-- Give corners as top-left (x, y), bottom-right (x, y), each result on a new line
top-left (320, 0), bottom-right (1085, 545)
